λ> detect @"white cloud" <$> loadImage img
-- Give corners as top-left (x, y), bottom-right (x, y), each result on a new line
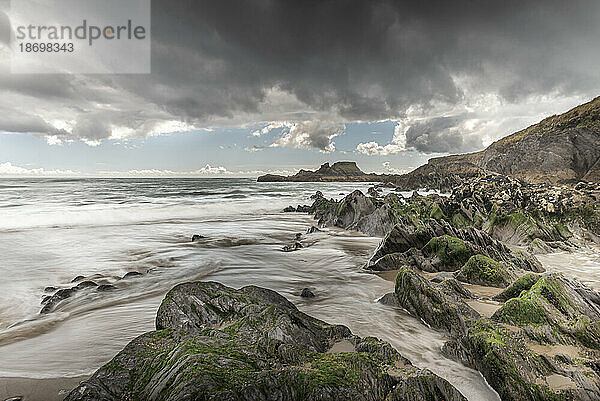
top-left (269, 121), bottom-right (344, 153)
top-left (392, 122), bottom-right (408, 150)
top-left (0, 161), bottom-right (296, 178)
top-left (0, 162), bottom-right (77, 176)
top-left (356, 121), bottom-right (410, 155)
top-left (382, 161), bottom-right (409, 175)
top-left (251, 122), bottom-right (288, 137)
top-left (357, 91), bottom-right (588, 155)
top-left (45, 135), bottom-right (64, 146)
top-left (356, 142), bottom-right (406, 156)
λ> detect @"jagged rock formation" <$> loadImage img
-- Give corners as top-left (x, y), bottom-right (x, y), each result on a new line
top-left (258, 162), bottom-right (389, 182)
top-left (392, 267), bottom-right (600, 401)
top-left (365, 218), bottom-right (543, 273)
top-left (306, 172), bottom-right (600, 400)
top-left (310, 174), bottom-right (600, 248)
top-left (66, 281), bottom-right (467, 401)
top-left (311, 190), bottom-right (397, 236)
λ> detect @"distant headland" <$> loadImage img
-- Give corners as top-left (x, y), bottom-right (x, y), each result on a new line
top-left (257, 161), bottom-right (388, 182)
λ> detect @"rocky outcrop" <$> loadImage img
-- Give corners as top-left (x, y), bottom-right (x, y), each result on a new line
top-left (395, 268), bottom-right (479, 337)
top-left (454, 255), bottom-right (516, 288)
top-left (348, 173), bottom-right (600, 400)
top-left (258, 162), bottom-right (390, 183)
top-left (475, 97), bottom-right (600, 185)
top-left (366, 218), bottom-right (542, 273)
top-left (311, 190), bottom-right (397, 236)
top-left (66, 281), bottom-right (467, 401)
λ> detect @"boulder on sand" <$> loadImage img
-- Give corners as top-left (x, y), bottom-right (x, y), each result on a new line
top-left (65, 281), bottom-right (467, 401)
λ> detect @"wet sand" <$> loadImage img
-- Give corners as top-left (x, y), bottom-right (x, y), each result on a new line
top-left (536, 374), bottom-right (577, 391)
top-left (327, 339), bottom-right (356, 353)
top-left (527, 342), bottom-right (581, 358)
top-left (465, 299), bottom-right (502, 317)
top-left (373, 269), bottom-right (399, 282)
top-left (461, 283), bottom-right (504, 299)
top-left (0, 376), bottom-right (87, 401)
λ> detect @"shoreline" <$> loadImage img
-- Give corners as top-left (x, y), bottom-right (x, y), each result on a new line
top-left (0, 376), bottom-right (88, 401)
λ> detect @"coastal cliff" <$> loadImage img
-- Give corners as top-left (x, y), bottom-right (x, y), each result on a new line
top-left (393, 97), bottom-right (600, 189)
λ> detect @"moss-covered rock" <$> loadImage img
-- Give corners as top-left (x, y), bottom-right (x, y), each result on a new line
top-left (421, 235), bottom-right (473, 271)
top-left (455, 254), bottom-right (515, 287)
top-left (429, 203), bottom-right (447, 221)
top-left (366, 217), bottom-right (543, 273)
top-left (395, 267), bottom-right (479, 336)
top-left (455, 319), bottom-right (564, 401)
top-left (493, 274), bottom-right (541, 302)
top-left (451, 213), bottom-right (472, 228)
top-left (66, 281), bottom-right (467, 401)
top-left (492, 273), bottom-right (600, 349)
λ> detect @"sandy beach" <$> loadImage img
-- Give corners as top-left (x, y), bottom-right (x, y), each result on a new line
top-left (0, 376), bottom-right (87, 401)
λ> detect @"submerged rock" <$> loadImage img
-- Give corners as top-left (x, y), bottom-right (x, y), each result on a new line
top-left (307, 225), bottom-right (321, 233)
top-left (65, 281), bottom-right (467, 401)
top-left (74, 280), bottom-right (98, 290)
top-left (122, 271), bottom-right (143, 279)
top-left (296, 205), bottom-right (311, 213)
top-left (300, 288), bottom-right (315, 298)
top-left (40, 288), bottom-right (77, 314)
top-left (191, 234), bottom-right (206, 242)
top-left (282, 242), bottom-right (303, 252)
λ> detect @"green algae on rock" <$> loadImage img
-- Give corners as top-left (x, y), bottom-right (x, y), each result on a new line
top-left (455, 255), bottom-right (516, 288)
top-left (65, 281), bottom-right (467, 401)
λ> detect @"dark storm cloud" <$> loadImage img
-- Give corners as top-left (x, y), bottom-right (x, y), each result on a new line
top-left (1, 0), bottom-right (600, 151)
top-left (136, 0), bottom-right (600, 121)
top-left (405, 116), bottom-right (483, 154)
top-left (0, 112), bottom-right (61, 134)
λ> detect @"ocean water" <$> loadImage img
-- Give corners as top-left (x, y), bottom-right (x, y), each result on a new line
top-left (0, 178), bottom-right (499, 399)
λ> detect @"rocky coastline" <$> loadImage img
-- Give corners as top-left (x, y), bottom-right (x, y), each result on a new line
top-left (62, 169), bottom-right (600, 400)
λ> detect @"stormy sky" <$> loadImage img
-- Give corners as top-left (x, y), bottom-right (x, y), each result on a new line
top-left (1, 0), bottom-right (599, 176)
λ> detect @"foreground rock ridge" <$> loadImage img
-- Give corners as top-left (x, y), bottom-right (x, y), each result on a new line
top-left (66, 281), bottom-right (466, 401)
top-left (307, 173), bottom-right (600, 400)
